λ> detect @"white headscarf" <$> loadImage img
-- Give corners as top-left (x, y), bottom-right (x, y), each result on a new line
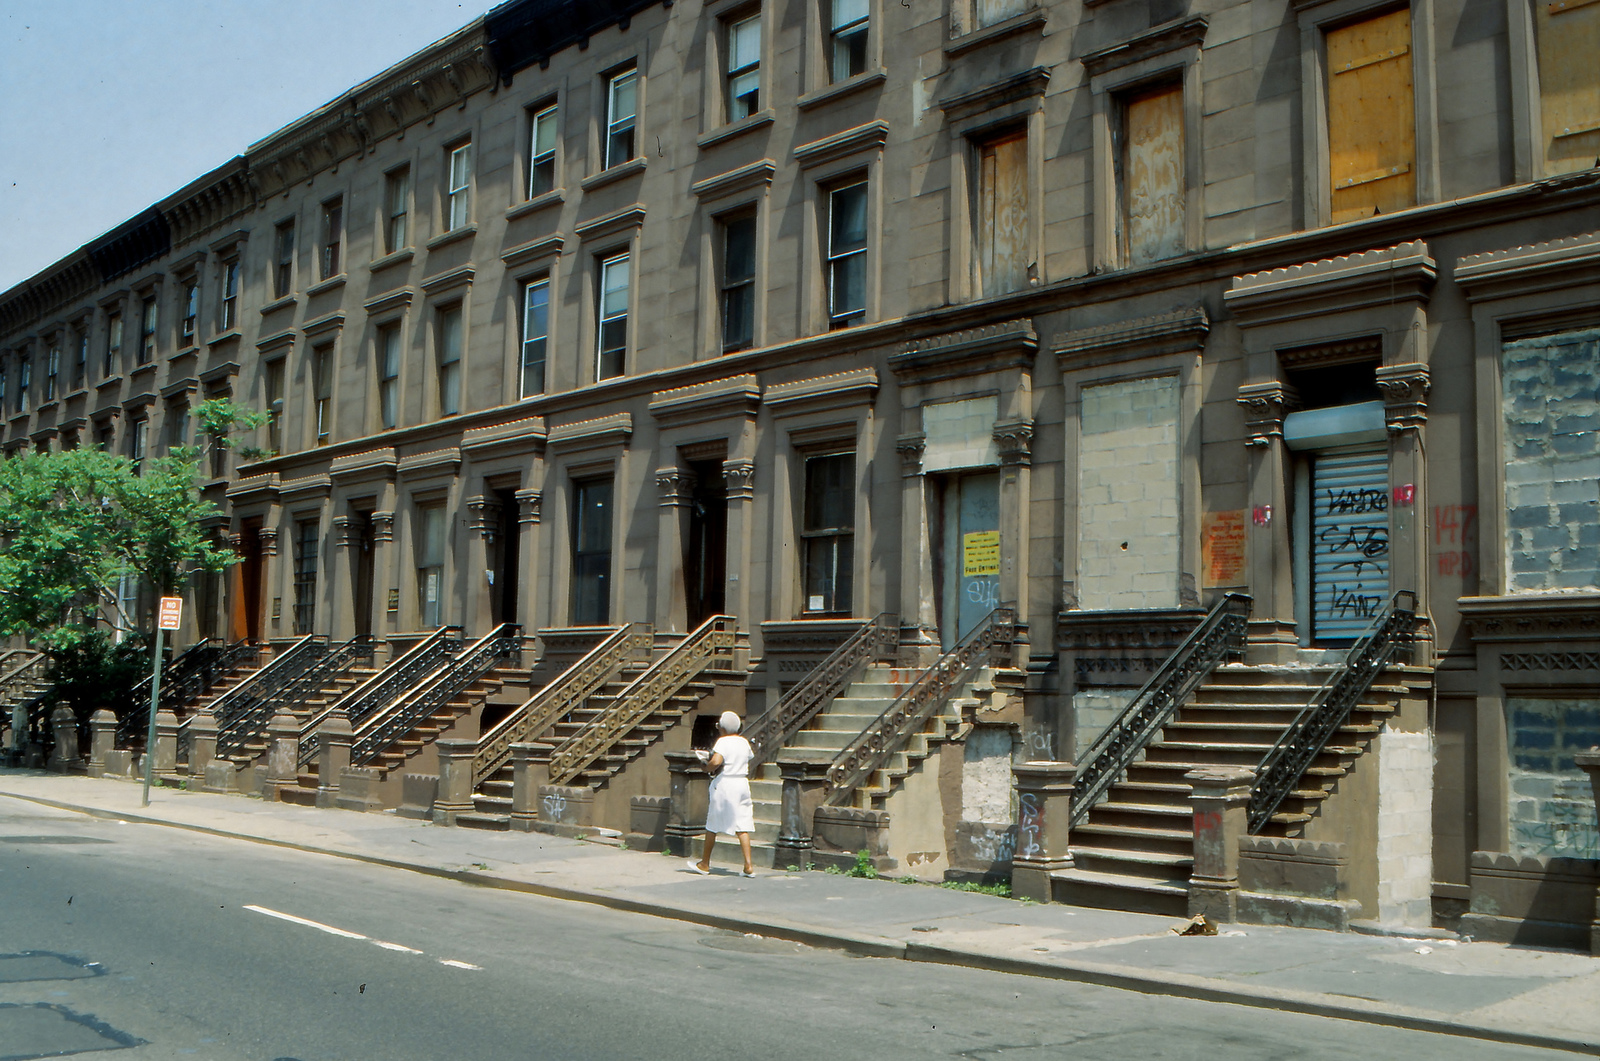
top-left (719, 711), bottom-right (742, 734)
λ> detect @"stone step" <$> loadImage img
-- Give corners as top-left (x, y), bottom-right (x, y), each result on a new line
top-left (1053, 867), bottom-right (1189, 916)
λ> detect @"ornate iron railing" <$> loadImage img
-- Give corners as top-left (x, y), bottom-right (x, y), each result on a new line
top-left (824, 607), bottom-right (1018, 807)
top-left (0, 651), bottom-right (46, 706)
top-left (119, 638), bottom-right (262, 745)
top-left (547, 616), bottom-right (738, 786)
top-left (350, 624), bottom-right (522, 767)
top-left (1248, 590), bottom-right (1417, 834)
top-left (283, 634), bottom-right (382, 766)
top-left (3, 653), bottom-right (50, 756)
top-left (470, 623), bottom-right (651, 787)
top-left (328, 627), bottom-right (464, 732)
top-left (207, 635), bottom-right (327, 757)
top-left (1068, 593), bottom-right (1253, 829)
top-left (744, 613), bottom-right (899, 769)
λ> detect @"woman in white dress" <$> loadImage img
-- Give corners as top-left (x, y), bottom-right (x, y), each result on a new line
top-left (687, 711), bottom-right (755, 877)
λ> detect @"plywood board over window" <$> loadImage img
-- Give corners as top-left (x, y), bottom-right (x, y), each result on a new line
top-left (1120, 84), bottom-right (1185, 266)
top-left (977, 131), bottom-right (1030, 297)
top-left (1327, 8), bottom-right (1416, 223)
top-left (1535, 0), bottom-right (1600, 175)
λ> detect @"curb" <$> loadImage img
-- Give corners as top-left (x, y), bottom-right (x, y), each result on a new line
top-left (6, 789), bottom-right (1598, 1056)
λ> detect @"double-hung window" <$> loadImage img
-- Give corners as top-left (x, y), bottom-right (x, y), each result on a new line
top-left (830, 0), bottom-right (869, 82)
top-left (726, 15), bottom-right (761, 121)
top-left (265, 360), bottom-right (284, 454)
top-left (802, 451), bottom-right (855, 614)
top-left (597, 253), bottom-right (629, 380)
top-left (312, 344), bottom-right (333, 446)
top-left (529, 105), bottom-right (558, 197)
top-left (138, 297), bottom-right (157, 365)
top-left (437, 306), bottom-right (463, 416)
top-left (220, 261), bottom-right (239, 330)
top-left (104, 313), bottom-right (122, 377)
top-left (44, 341), bottom-right (59, 402)
top-left (446, 143), bottom-right (472, 230)
top-left (418, 506), bottom-right (446, 629)
top-left (128, 415), bottom-right (147, 474)
top-left (72, 330), bottom-right (87, 391)
top-left (827, 180), bottom-right (868, 328)
top-left (180, 280), bottom-right (199, 344)
top-left (0, 365), bottom-right (6, 412)
top-left (377, 325), bottom-right (401, 430)
top-left (274, 221), bottom-right (295, 299)
top-left (15, 357), bottom-right (29, 414)
top-left (320, 197), bottom-right (343, 278)
top-left (520, 279), bottom-right (549, 397)
top-left (293, 519), bottom-right (319, 634)
top-left (605, 69), bottom-right (638, 168)
top-left (721, 213), bottom-right (756, 352)
top-left (166, 401), bottom-right (190, 454)
top-left (385, 168), bottom-right (410, 252)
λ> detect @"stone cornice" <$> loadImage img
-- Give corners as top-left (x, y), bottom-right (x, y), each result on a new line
top-left (1458, 594), bottom-right (1600, 642)
top-left (547, 412), bottom-right (632, 452)
top-left (500, 236), bottom-right (564, 271)
top-left (1225, 240), bottom-right (1436, 324)
top-left (891, 319), bottom-right (1037, 384)
top-left (1453, 231), bottom-right (1600, 302)
top-left (279, 473), bottom-right (333, 504)
top-left (1056, 608), bottom-right (1206, 651)
top-left (329, 447), bottom-right (399, 484)
top-left (690, 159), bottom-right (777, 201)
top-left (938, 68), bottom-right (1051, 122)
top-left (225, 472), bottom-right (280, 507)
top-left (648, 375), bottom-right (761, 428)
top-left (1080, 15), bottom-right (1209, 78)
top-left (575, 205), bottom-right (646, 244)
top-left (765, 367), bottom-right (879, 418)
top-left (461, 415), bottom-right (547, 459)
top-left (794, 121), bottom-right (890, 170)
top-left (1055, 305), bottom-right (1209, 367)
top-left (398, 447), bottom-right (463, 480)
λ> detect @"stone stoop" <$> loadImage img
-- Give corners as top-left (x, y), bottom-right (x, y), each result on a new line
top-left (228, 667), bottom-right (380, 762)
top-left (1055, 658), bottom-right (1427, 916)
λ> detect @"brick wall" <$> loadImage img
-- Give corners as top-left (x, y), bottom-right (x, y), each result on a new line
top-left (1502, 328), bottom-right (1600, 593)
top-left (1077, 375), bottom-right (1180, 610)
top-left (1506, 697), bottom-right (1600, 859)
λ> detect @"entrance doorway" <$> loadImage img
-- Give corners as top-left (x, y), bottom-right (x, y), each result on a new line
top-left (685, 461), bottom-right (728, 628)
top-left (351, 512), bottom-right (376, 637)
top-left (934, 471), bottom-right (1000, 650)
top-left (491, 487), bottom-right (521, 626)
top-left (238, 518), bottom-right (265, 642)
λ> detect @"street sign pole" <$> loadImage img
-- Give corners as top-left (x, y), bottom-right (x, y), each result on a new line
top-left (143, 596), bottom-right (184, 807)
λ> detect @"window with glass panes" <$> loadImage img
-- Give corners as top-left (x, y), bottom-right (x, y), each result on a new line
top-left (801, 451), bottom-right (855, 614)
top-left (166, 401), bottom-right (189, 453)
top-left (529, 104), bottom-right (557, 197)
top-left (521, 279), bottom-right (549, 397)
top-left (417, 505), bottom-right (446, 628)
top-left (274, 221), bottom-right (295, 299)
top-left (17, 356), bottom-right (30, 413)
top-left (320, 197), bottom-right (343, 278)
top-left (181, 280), bottom-right (199, 344)
top-left (128, 415), bottom-right (147, 474)
top-left (44, 341), bottom-right (58, 401)
top-left (720, 213), bottom-right (756, 352)
top-left (831, 0), bottom-right (869, 81)
top-left (265, 359), bottom-right (284, 454)
top-left (72, 329), bottom-right (87, 390)
top-left (571, 478), bottom-right (613, 625)
top-left (104, 312), bottom-right (122, 376)
top-left (378, 325), bottom-right (401, 430)
top-left (827, 180), bottom-right (868, 328)
top-left (138, 297), bottom-right (157, 364)
top-left (293, 519), bottom-right (319, 634)
top-left (0, 364), bottom-right (7, 413)
top-left (220, 261), bottom-right (239, 330)
top-left (438, 307), bottom-right (463, 416)
top-left (605, 69), bottom-right (637, 168)
top-left (726, 15), bottom-right (761, 120)
top-left (446, 143), bottom-right (472, 230)
top-left (312, 344), bottom-right (333, 445)
top-left (597, 253), bottom-right (629, 380)
top-left (385, 168), bottom-right (410, 252)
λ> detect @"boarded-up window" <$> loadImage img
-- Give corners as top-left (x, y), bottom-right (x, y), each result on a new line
top-left (1326, 8), bottom-right (1415, 223)
top-left (976, 0), bottom-right (1030, 27)
top-left (977, 131), bottom-right (1029, 297)
top-left (1119, 84), bottom-right (1185, 266)
top-left (1535, 0), bottom-right (1600, 175)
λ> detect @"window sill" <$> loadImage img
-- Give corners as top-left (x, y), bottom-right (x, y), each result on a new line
top-left (506, 190), bottom-right (565, 221)
top-left (581, 156), bottom-right (647, 192)
top-left (427, 225), bottom-right (477, 251)
top-left (62, 389), bottom-right (89, 403)
top-left (169, 346), bottom-right (199, 361)
top-left (944, 8), bottom-right (1048, 57)
top-left (259, 295), bottom-right (297, 315)
top-left (8, 412), bottom-right (29, 425)
top-left (797, 71), bottom-right (887, 112)
top-left (37, 400), bottom-right (59, 414)
top-left (696, 110), bottom-right (775, 150)
top-left (96, 375), bottom-right (124, 391)
top-left (207, 330), bottom-right (242, 348)
top-left (307, 273), bottom-right (347, 296)
top-left (130, 362), bottom-right (157, 379)
top-left (369, 248), bottom-right (415, 273)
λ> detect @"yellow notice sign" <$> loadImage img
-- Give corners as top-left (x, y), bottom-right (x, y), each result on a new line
top-left (962, 530), bottom-right (1000, 576)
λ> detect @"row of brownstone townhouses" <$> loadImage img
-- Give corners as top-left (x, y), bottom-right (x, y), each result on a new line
top-left (1, 0), bottom-right (1597, 946)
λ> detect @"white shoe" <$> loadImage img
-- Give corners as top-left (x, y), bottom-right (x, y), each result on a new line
top-left (686, 860), bottom-right (710, 875)
top-left (740, 870), bottom-right (756, 878)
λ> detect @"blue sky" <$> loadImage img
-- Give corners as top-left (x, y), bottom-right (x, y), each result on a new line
top-left (0, 1), bottom-right (484, 292)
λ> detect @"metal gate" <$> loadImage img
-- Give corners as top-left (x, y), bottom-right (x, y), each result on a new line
top-left (1311, 450), bottom-right (1390, 641)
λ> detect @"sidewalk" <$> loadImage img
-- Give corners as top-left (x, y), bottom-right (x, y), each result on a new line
top-left (3, 769), bottom-right (1596, 1055)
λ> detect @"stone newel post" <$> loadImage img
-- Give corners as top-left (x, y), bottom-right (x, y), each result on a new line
top-left (1186, 767), bottom-right (1255, 922)
top-left (188, 713), bottom-right (219, 781)
top-left (665, 750), bottom-right (711, 857)
top-left (509, 742), bottom-right (551, 832)
top-left (49, 706), bottom-right (82, 772)
top-left (773, 756), bottom-right (832, 869)
top-left (1011, 761), bottom-right (1077, 903)
top-left (315, 715), bottom-right (354, 810)
top-left (87, 709), bottom-right (117, 777)
top-left (152, 709), bottom-right (180, 775)
top-left (432, 738), bottom-right (478, 825)
top-left (264, 711), bottom-right (300, 801)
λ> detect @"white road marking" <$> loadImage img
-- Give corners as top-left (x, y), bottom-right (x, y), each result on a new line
top-left (438, 959), bottom-right (482, 970)
top-left (243, 905), bottom-right (368, 940)
top-left (372, 941), bottom-right (424, 954)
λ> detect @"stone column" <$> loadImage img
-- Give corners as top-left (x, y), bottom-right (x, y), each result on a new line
top-left (896, 433), bottom-right (940, 665)
top-left (188, 713), bottom-right (219, 782)
top-left (1377, 362), bottom-right (1432, 661)
top-left (331, 515), bottom-right (359, 641)
top-left (152, 709), bottom-right (180, 775)
top-left (1186, 766), bottom-right (1255, 922)
top-left (514, 488), bottom-right (542, 628)
top-left (1237, 382), bottom-right (1297, 659)
top-left (665, 750), bottom-right (710, 857)
top-left (723, 458), bottom-right (755, 646)
top-left (257, 525), bottom-right (281, 637)
top-left (774, 756), bottom-right (832, 870)
top-left (510, 741), bottom-right (552, 832)
top-left (263, 710), bottom-right (300, 802)
top-left (315, 715), bottom-right (354, 809)
top-left (466, 495), bottom-right (501, 634)
top-left (370, 511), bottom-right (396, 633)
top-left (654, 468), bottom-right (691, 634)
top-left (1577, 749), bottom-right (1600, 956)
top-left (49, 706), bottom-right (82, 773)
top-left (994, 419), bottom-right (1034, 663)
top-left (432, 737), bottom-right (478, 825)
top-left (87, 709), bottom-right (117, 777)
top-left (1011, 761), bottom-right (1076, 902)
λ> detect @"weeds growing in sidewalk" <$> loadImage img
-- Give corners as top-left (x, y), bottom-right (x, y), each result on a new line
top-left (939, 880), bottom-right (1012, 898)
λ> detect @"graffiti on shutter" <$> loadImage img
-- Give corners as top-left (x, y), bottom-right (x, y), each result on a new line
top-left (1327, 8), bottom-right (1415, 223)
top-left (1312, 450), bottom-right (1390, 641)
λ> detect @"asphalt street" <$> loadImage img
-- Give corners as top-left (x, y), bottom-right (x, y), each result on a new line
top-left (0, 800), bottom-right (1582, 1061)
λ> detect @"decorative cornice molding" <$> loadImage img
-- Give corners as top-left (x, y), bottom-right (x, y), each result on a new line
top-left (1225, 240), bottom-right (1436, 323)
top-left (891, 319), bottom-right (1037, 384)
top-left (690, 159), bottom-right (777, 201)
top-left (1080, 15), bottom-right (1209, 78)
top-left (302, 311), bottom-right (345, 338)
top-left (255, 329), bottom-right (296, 354)
top-left (279, 473), bottom-right (333, 504)
top-left (793, 120), bottom-right (890, 169)
top-left (461, 415), bottom-right (546, 459)
top-left (1454, 230), bottom-right (1600, 302)
top-left (938, 67), bottom-right (1051, 122)
top-left (765, 367), bottom-right (878, 418)
top-left (420, 265), bottom-right (475, 296)
top-left (363, 288), bottom-right (416, 316)
top-left (1055, 305), bottom-right (1209, 366)
top-left (648, 374), bottom-right (761, 428)
top-left (547, 412), bottom-right (632, 451)
top-left (1459, 594), bottom-right (1600, 642)
top-left (397, 446), bottom-right (462, 480)
top-left (500, 235), bottom-right (564, 271)
top-left (1056, 608), bottom-right (1205, 652)
top-left (329, 447), bottom-right (398, 484)
top-left (574, 204), bottom-right (646, 244)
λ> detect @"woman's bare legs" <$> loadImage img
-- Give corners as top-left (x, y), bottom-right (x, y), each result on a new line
top-left (697, 831), bottom-right (715, 872)
top-left (737, 831), bottom-right (753, 875)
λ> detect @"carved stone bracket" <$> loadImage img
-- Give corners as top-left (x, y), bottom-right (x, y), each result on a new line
top-left (467, 495), bottom-right (501, 542)
top-left (994, 418), bottom-right (1034, 467)
top-left (515, 488), bottom-right (542, 526)
top-left (1375, 362), bottom-right (1430, 435)
top-left (656, 467), bottom-right (692, 509)
top-left (896, 432), bottom-right (926, 478)
top-left (723, 459), bottom-right (755, 502)
top-left (1236, 381), bottom-right (1297, 448)
top-left (333, 515), bottom-right (358, 549)
top-left (256, 527), bottom-right (279, 557)
top-left (370, 511), bottom-right (395, 544)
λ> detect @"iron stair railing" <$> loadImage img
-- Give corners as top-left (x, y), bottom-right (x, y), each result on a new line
top-left (470, 623), bottom-right (652, 788)
top-left (0, 651), bottom-right (46, 705)
top-left (824, 606), bottom-right (1018, 808)
top-left (119, 638), bottom-right (262, 745)
top-left (2, 653), bottom-right (49, 757)
top-left (328, 626), bottom-right (465, 734)
top-left (284, 634), bottom-right (382, 766)
top-left (744, 613), bottom-right (899, 768)
top-left (546, 616), bottom-right (738, 786)
top-left (1068, 593), bottom-right (1252, 830)
top-left (207, 635), bottom-right (328, 758)
top-left (1248, 590), bottom-right (1418, 834)
top-left (350, 624), bottom-right (522, 768)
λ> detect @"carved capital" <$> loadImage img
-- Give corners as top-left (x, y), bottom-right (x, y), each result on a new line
top-left (896, 432), bottom-right (926, 477)
top-left (514, 488), bottom-right (542, 526)
top-left (467, 495), bottom-right (501, 542)
top-left (333, 515), bottom-right (358, 549)
top-left (227, 532), bottom-right (243, 550)
top-left (256, 527), bottom-right (279, 556)
top-left (994, 418), bottom-right (1034, 467)
top-left (370, 510), bottom-right (395, 543)
top-left (723, 458), bottom-right (755, 502)
top-left (1375, 362), bottom-right (1430, 435)
top-left (1236, 381), bottom-right (1296, 448)
top-left (656, 467), bottom-right (690, 508)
